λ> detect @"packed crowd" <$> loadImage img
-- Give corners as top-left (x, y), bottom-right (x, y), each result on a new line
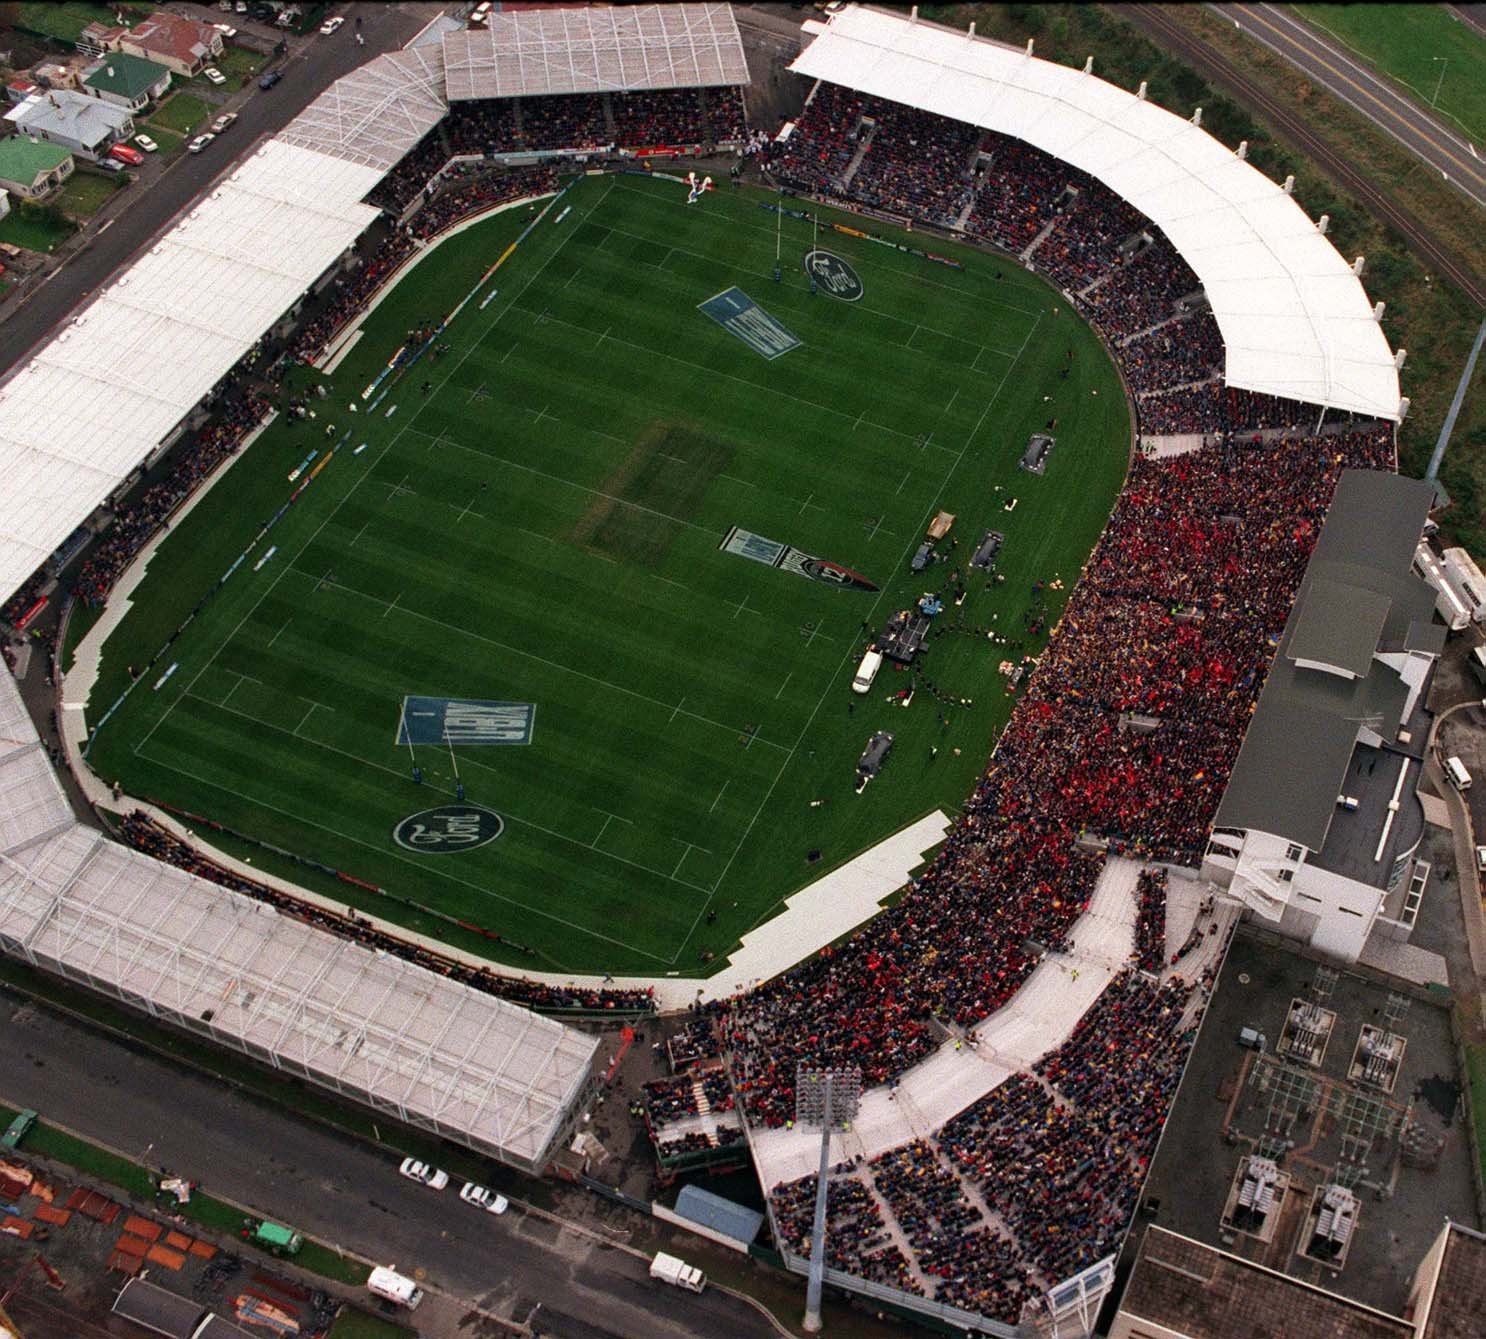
top-left (1134, 867), bottom-right (1168, 974)
top-left (118, 813), bottom-right (654, 1014)
top-left (409, 166), bottom-right (557, 242)
top-left (639, 1071), bottom-right (734, 1127)
top-left (365, 85), bottom-right (746, 217)
top-left (74, 385), bottom-right (273, 608)
top-left (771, 1171), bottom-right (922, 1293)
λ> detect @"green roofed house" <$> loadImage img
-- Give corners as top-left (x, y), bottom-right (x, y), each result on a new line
top-left (0, 137), bottom-right (74, 202)
top-left (82, 53), bottom-right (172, 114)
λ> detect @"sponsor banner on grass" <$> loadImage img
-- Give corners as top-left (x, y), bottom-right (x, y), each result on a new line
top-left (398, 696), bottom-right (535, 746)
top-left (720, 527), bottom-right (878, 592)
top-left (393, 805), bottom-right (504, 854)
top-left (697, 287), bottom-right (800, 360)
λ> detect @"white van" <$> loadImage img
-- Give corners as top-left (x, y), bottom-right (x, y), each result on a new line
top-left (852, 648), bottom-right (883, 695)
top-left (1446, 756), bottom-right (1472, 791)
top-left (367, 1266), bottom-right (424, 1309)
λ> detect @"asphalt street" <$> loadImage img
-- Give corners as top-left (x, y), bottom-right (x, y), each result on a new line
top-left (0, 3), bottom-right (436, 380)
top-left (1213, 3), bottom-right (1486, 213)
top-left (0, 988), bottom-right (779, 1339)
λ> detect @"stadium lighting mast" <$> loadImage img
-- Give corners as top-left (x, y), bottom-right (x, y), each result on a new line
top-left (795, 1064), bottom-right (861, 1333)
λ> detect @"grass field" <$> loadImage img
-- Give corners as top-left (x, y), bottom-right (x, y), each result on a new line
top-left (1298, 4), bottom-right (1486, 143)
top-left (86, 174), bottom-right (1128, 978)
top-left (0, 202), bottom-right (75, 252)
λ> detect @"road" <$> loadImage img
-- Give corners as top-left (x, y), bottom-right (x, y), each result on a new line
top-left (0, 988), bottom-right (779, 1339)
top-left (1211, 4), bottom-right (1486, 213)
top-left (0, 3), bottom-right (436, 381)
top-left (1120, 5), bottom-right (1486, 308)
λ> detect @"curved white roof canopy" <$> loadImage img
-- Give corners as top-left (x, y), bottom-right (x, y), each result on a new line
top-left (793, 6), bottom-right (1401, 421)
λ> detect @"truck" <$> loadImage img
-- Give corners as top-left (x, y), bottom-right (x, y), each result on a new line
top-left (650, 1252), bottom-right (705, 1293)
top-left (249, 1220), bottom-right (302, 1256)
top-left (367, 1265), bottom-right (424, 1309)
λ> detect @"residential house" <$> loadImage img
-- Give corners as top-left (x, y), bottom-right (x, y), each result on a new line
top-left (4, 91), bottom-right (134, 163)
top-left (81, 13), bottom-right (223, 80)
top-left (0, 137), bottom-right (75, 201)
top-left (82, 54), bottom-right (172, 114)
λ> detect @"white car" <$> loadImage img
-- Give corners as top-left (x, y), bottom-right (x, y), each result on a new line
top-left (134, 133), bottom-right (159, 153)
top-left (203, 67), bottom-right (226, 86)
top-left (320, 16), bottom-right (344, 35)
top-left (187, 133), bottom-right (215, 154)
top-left (458, 1182), bottom-right (508, 1215)
top-left (398, 1157), bottom-right (449, 1190)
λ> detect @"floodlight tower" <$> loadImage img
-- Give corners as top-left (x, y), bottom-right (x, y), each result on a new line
top-left (795, 1064), bottom-right (862, 1333)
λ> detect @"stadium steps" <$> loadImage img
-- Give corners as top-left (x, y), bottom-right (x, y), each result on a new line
top-left (839, 121), bottom-right (878, 188)
top-left (1136, 372), bottom-right (1223, 400)
top-left (1076, 270), bottom-right (1115, 300)
top-left (601, 93), bottom-right (617, 138)
top-left (1118, 310), bottom-right (1194, 348)
top-left (1020, 213), bottom-right (1063, 264)
top-left (692, 1078), bottom-right (711, 1116)
top-left (953, 194), bottom-right (977, 231)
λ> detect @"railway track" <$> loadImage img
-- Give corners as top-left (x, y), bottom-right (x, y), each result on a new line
top-left (1122, 4), bottom-right (1486, 308)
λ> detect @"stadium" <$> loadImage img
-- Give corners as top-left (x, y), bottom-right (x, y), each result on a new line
top-left (0, 4), bottom-right (1471, 1337)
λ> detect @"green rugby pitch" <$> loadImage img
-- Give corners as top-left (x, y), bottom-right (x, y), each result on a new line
top-left (86, 173), bottom-right (1130, 977)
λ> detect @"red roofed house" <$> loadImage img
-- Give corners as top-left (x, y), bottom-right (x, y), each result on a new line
top-left (80, 12), bottom-right (223, 80)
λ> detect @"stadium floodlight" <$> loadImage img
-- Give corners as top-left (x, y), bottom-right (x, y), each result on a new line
top-left (795, 1064), bottom-right (862, 1333)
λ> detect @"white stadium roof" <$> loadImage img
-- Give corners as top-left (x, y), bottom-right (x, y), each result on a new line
top-left (278, 45), bottom-right (450, 172)
top-left (793, 5), bottom-right (1401, 421)
top-left (443, 2), bottom-right (748, 102)
top-left (0, 673), bottom-right (598, 1173)
top-left (0, 138), bottom-right (381, 602)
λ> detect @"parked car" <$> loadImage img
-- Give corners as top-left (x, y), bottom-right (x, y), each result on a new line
top-left (187, 133), bottom-right (216, 154)
top-left (258, 70), bottom-right (283, 90)
top-left (133, 133), bottom-right (159, 153)
top-left (210, 112), bottom-right (237, 134)
top-left (203, 67), bottom-right (226, 86)
top-left (108, 142), bottom-right (144, 166)
top-left (94, 156), bottom-right (125, 172)
top-left (458, 1182), bottom-right (508, 1215)
top-left (320, 16), bottom-right (344, 35)
top-left (398, 1158), bottom-right (449, 1190)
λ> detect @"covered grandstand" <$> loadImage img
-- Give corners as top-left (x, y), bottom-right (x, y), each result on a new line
top-left (791, 4), bottom-right (1401, 422)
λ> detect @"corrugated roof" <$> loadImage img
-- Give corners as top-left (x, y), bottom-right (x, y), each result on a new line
top-left (792, 5), bottom-right (1401, 421)
top-left (443, 3), bottom-right (748, 101)
top-left (82, 53), bottom-right (170, 99)
top-left (0, 136), bottom-right (72, 182)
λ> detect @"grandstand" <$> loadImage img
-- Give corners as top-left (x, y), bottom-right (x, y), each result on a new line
top-left (0, 3), bottom-right (1447, 1334)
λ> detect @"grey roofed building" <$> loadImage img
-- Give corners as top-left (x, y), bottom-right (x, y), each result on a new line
top-left (111, 1278), bottom-right (208, 1338)
top-left (1214, 469), bottom-right (1439, 854)
top-left (3, 89), bottom-right (133, 160)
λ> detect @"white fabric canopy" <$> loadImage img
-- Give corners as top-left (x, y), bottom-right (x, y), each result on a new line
top-left (0, 139), bottom-right (381, 602)
top-left (793, 6), bottom-right (1401, 421)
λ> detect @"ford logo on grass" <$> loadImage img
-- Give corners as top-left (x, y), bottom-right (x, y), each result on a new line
top-left (803, 249), bottom-right (864, 301)
top-left (392, 805), bottom-right (504, 854)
